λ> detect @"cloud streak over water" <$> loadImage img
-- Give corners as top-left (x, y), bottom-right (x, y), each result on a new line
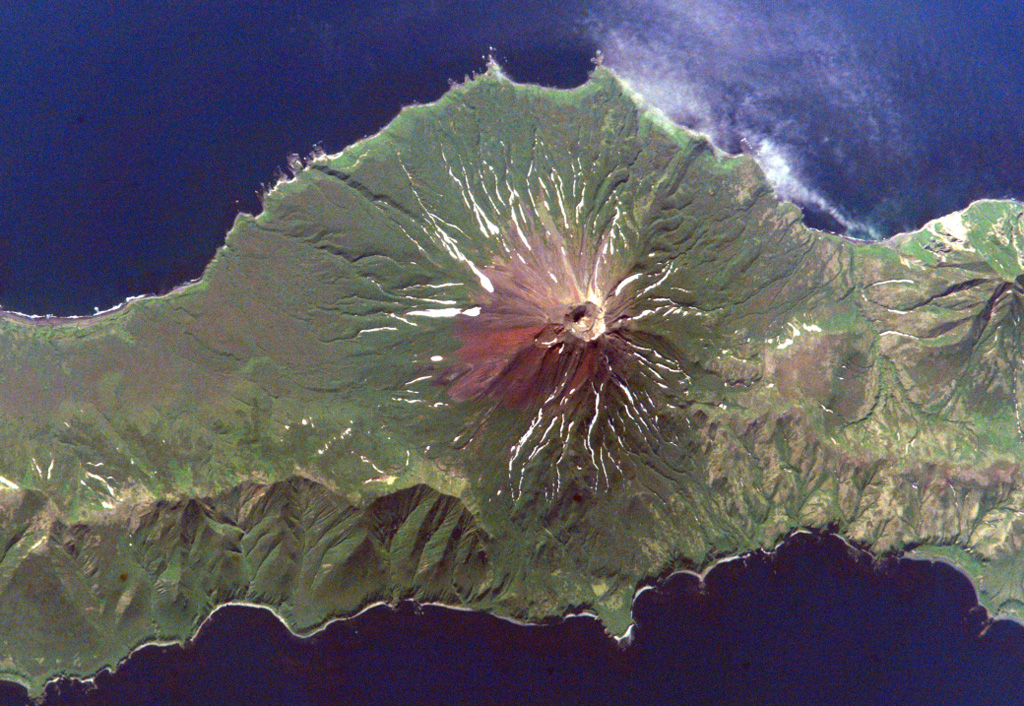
top-left (589, 0), bottom-right (1024, 240)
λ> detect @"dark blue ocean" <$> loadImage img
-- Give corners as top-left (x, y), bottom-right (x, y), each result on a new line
top-left (3, 533), bottom-right (1023, 706)
top-left (4, 0), bottom-right (1024, 316)
top-left (4, 0), bottom-right (1024, 703)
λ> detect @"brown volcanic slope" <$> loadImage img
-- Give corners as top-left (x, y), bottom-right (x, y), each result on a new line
top-left (3, 65), bottom-right (1024, 691)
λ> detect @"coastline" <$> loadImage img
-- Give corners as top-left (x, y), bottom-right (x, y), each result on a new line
top-left (2, 528), bottom-right (1018, 697)
top-left (0, 269), bottom-right (210, 329)
top-left (3, 66), bottom-right (1024, 699)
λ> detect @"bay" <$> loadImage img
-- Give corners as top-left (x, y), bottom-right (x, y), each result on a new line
top-left (6, 533), bottom-right (1024, 706)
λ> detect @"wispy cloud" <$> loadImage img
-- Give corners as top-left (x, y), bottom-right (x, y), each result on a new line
top-left (587, 0), bottom-right (903, 238)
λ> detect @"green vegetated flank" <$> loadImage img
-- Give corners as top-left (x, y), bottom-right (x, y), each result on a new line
top-left (2, 64), bottom-right (1024, 692)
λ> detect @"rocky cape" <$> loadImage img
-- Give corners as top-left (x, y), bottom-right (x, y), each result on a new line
top-left (3, 65), bottom-right (1024, 693)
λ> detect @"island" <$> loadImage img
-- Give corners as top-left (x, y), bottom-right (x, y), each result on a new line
top-left (2, 64), bottom-right (1024, 694)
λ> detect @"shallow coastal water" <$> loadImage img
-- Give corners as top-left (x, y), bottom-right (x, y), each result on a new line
top-left (3, 533), bottom-right (1023, 706)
